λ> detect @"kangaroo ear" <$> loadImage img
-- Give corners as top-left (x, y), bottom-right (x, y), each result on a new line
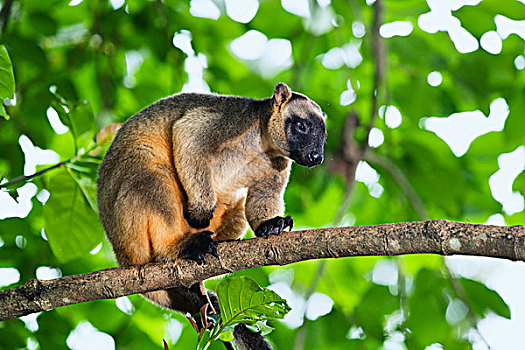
top-left (272, 83), bottom-right (292, 112)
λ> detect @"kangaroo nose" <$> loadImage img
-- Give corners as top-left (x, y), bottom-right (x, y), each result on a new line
top-left (308, 151), bottom-right (322, 164)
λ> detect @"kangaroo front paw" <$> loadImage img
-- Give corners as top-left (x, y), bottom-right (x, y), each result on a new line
top-left (255, 215), bottom-right (294, 238)
top-left (184, 207), bottom-right (215, 229)
top-left (179, 231), bottom-right (219, 264)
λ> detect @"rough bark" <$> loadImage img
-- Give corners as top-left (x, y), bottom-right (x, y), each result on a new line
top-left (1, 220), bottom-right (524, 321)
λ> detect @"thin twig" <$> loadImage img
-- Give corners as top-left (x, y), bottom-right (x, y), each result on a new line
top-left (365, 0), bottom-right (385, 143)
top-left (0, 139), bottom-right (102, 189)
top-left (0, 161), bottom-right (66, 189)
top-left (443, 264), bottom-right (493, 350)
top-left (364, 151), bottom-right (429, 220)
top-left (0, 0), bottom-right (14, 33)
top-left (333, 112), bottom-right (361, 223)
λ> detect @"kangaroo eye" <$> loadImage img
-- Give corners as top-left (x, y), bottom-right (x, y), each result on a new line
top-left (295, 120), bottom-right (308, 133)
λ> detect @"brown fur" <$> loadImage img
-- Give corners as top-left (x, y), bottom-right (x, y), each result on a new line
top-left (97, 83), bottom-right (326, 312)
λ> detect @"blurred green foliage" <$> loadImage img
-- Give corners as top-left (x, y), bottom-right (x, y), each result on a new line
top-left (0, 0), bottom-right (523, 349)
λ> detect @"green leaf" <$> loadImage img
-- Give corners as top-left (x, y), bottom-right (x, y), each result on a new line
top-left (27, 12), bottom-right (58, 36)
top-left (218, 330), bottom-right (234, 342)
top-left (126, 0), bottom-right (148, 14)
top-left (0, 319), bottom-right (31, 349)
top-left (254, 321), bottom-right (274, 335)
top-left (0, 45), bottom-right (15, 100)
top-left (0, 45), bottom-right (14, 120)
top-left (458, 277), bottom-right (511, 319)
top-left (405, 269), bottom-right (452, 348)
top-left (51, 92), bottom-right (96, 152)
top-left (43, 168), bottom-right (104, 262)
top-left (68, 101), bottom-right (96, 148)
top-left (196, 329), bottom-right (211, 350)
top-left (217, 276), bottom-right (291, 328)
top-left (0, 103), bottom-right (8, 120)
top-left (251, 321), bottom-right (275, 336)
top-left (131, 303), bottom-right (171, 345)
top-left (354, 284), bottom-right (399, 340)
top-left (66, 157), bottom-right (101, 212)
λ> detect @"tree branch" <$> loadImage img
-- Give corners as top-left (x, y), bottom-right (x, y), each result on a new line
top-left (1, 220), bottom-right (524, 321)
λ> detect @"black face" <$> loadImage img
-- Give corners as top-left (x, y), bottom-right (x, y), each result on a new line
top-left (285, 113), bottom-right (327, 168)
